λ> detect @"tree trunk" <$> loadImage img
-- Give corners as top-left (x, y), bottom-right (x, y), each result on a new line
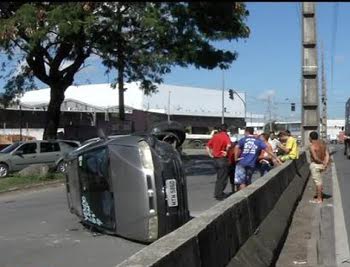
top-left (118, 69), bottom-right (125, 121)
top-left (43, 86), bottom-right (65, 140)
top-left (117, 51), bottom-right (125, 121)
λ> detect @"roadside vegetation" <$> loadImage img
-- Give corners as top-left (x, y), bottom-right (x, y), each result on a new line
top-left (0, 172), bottom-right (64, 192)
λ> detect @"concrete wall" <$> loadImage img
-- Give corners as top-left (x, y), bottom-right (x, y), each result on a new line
top-left (117, 152), bottom-right (310, 267)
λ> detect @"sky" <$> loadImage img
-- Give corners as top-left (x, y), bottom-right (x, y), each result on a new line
top-left (0, 2), bottom-right (348, 120)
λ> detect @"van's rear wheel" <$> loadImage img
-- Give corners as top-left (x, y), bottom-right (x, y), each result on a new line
top-left (0, 163), bottom-right (9, 178)
top-left (57, 161), bottom-right (66, 173)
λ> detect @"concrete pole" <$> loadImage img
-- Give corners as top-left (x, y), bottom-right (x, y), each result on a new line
top-left (244, 92), bottom-right (247, 126)
top-left (19, 105), bottom-right (22, 141)
top-left (221, 71), bottom-right (225, 124)
top-left (268, 95), bottom-right (273, 132)
top-left (167, 90), bottom-right (171, 123)
top-left (321, 44), bottom-right (328, 140)
top-left (232, 89), bottom-right (246, 128)
top-left (301, 2), bottom-right (320, 147)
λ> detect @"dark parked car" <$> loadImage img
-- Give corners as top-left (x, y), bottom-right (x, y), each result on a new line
top-left (0, 140), bottom-right (79, 177)
top-left (65, 121), bottom-right (190, 242)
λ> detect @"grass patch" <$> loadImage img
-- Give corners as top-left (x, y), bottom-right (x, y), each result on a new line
top-left (0, 172), bottom-right (65, 192)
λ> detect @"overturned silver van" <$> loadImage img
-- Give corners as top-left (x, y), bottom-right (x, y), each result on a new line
top-left (65, 121), bottom-right (190, 242)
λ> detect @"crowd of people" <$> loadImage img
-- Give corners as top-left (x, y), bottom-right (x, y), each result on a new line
top-left (206, 124), bottom-right (301, 201)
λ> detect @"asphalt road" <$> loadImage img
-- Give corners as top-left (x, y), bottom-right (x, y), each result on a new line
top-left (333, 144), bottom-right (350, 245)
top-left (0, 149), bottom-right (261, 267)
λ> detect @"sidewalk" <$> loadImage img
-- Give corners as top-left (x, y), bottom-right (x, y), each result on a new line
top-left (276, 164), bottom-right (336, 266)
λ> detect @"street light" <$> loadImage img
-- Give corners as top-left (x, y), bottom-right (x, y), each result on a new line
top-left (229, 89), bottom-right (247, 126)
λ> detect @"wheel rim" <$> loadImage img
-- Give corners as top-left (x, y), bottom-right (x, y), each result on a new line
top-left (0, 166), bottom-right (8, 177)
top-left (58, 163), bottom-right (65, 173)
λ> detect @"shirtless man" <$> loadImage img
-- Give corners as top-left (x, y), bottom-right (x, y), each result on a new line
top-left (309, 131), bottom-right (330, 204)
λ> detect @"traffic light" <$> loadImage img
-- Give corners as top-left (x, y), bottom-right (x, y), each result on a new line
top-left (291, 103), bottom-right (295, 112)
top-left (228, 89), bottom-right (233, 100)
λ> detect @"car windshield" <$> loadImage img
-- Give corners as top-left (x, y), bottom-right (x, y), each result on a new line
top-left (0, 142), bottom-right (22, 153)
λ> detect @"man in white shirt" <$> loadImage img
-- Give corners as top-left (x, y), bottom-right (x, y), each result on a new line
top-left (268, 131), bottom-right (281, 154)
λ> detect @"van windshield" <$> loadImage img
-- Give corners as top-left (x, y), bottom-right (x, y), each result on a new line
top-left (0, 142), bottom-right (22, 153)
top-left (79, 147), bottom-right (115, 230)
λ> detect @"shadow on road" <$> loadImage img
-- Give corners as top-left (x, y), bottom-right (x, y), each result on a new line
top-left (312, 193), bottom-right (333, 200)
top-left (181, 154), bottom-right (216, 176)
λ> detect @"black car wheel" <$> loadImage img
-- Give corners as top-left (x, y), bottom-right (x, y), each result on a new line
top-left (57, 161), bottom-right (66, 173)
top-left (0, 163), bottom-right (9, 178)
top-left (193, 140), bottom-right (202, 149)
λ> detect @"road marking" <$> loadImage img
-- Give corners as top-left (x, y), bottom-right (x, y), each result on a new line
top-left (332, 160), bottom-right (350, 266)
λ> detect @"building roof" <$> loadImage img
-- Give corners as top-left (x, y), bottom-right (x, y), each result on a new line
top-left (19, 82), bottom-right (246, 118)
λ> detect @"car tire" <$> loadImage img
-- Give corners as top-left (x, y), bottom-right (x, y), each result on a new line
top-left (193, 140), bottom-right (202, 149)
top-left (0, 163), bottom-right (9, 178)
top-left (57, 161), bottom-right (66, 173)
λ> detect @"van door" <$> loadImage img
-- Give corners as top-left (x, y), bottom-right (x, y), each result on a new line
top-left (78, 147), bottom-right (115, 231)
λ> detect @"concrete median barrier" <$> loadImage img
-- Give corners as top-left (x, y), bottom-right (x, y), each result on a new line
top-left (117, 151), bottom-right (310, 267)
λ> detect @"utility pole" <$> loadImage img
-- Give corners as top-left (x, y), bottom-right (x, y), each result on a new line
top-left (320, 44), bottom-right (327, 140)
top-left (167, 90), bottom-right (171, 123)
top-left (244, 92), bottom-right (247, 126)
top-left (231, 89), bottom-right (246, 127)
top-left (301, 2), bottom-right (319, 147)
top-left (267, 95), bottom-right (273, 132)
top-left (221, 71), bottom-right (225, 124)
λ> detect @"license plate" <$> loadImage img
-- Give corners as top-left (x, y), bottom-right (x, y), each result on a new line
top-left (165, 179), bottom-right (178, 207)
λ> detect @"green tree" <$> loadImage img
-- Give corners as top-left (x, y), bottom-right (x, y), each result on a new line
top-left (97, 2), bottom-right (250, 120)
top-left (0, 2), bottom-right (250, 138)
top-left (0, 2), bottom-right (99, 139)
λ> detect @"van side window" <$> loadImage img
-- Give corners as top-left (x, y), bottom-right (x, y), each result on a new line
top-left (40, 142), bottom-right (61, 153)
top-left (80, 148), bottom-right (109, 187)
top-left (19, 143), bottom-right (37, 154)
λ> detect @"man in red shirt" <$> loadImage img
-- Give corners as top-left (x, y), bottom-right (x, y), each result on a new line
top-left (206, 123), bottom-right (231, 200)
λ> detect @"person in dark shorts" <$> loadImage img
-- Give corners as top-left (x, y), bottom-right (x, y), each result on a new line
top-left (234, 127), bottom-right (281, 190)
top-left (258, 133), bottom-right (274, 176)
top-left (227, 136), bottom-right (238, 193)
top-left (206, 123), bottom-right (231, 200)
top-left (309, 131), bottom-right (330, 204)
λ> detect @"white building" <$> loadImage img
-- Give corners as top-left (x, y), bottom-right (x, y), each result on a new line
top-left (327, 119), bottom-right (345, 141)
top-left (271, 119), bottom-right (345, 141)
top-left (3, 83), bottom-right (249, 140)
top-left (19, 82), bottom-right (246, 119)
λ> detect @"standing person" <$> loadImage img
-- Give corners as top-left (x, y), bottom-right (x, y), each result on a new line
top-left (278, 131), bottom-right (299, 162)
top-left (227, 136), bottom-right (238, 193)
top-left (234, 127), bottom-right (281, 190)
top-left (309, 131), bottom-right (330, 204)
top-left (258, 133), bottom-right (274, 176)
top-left (206, 123), bottom-right (231, 200)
